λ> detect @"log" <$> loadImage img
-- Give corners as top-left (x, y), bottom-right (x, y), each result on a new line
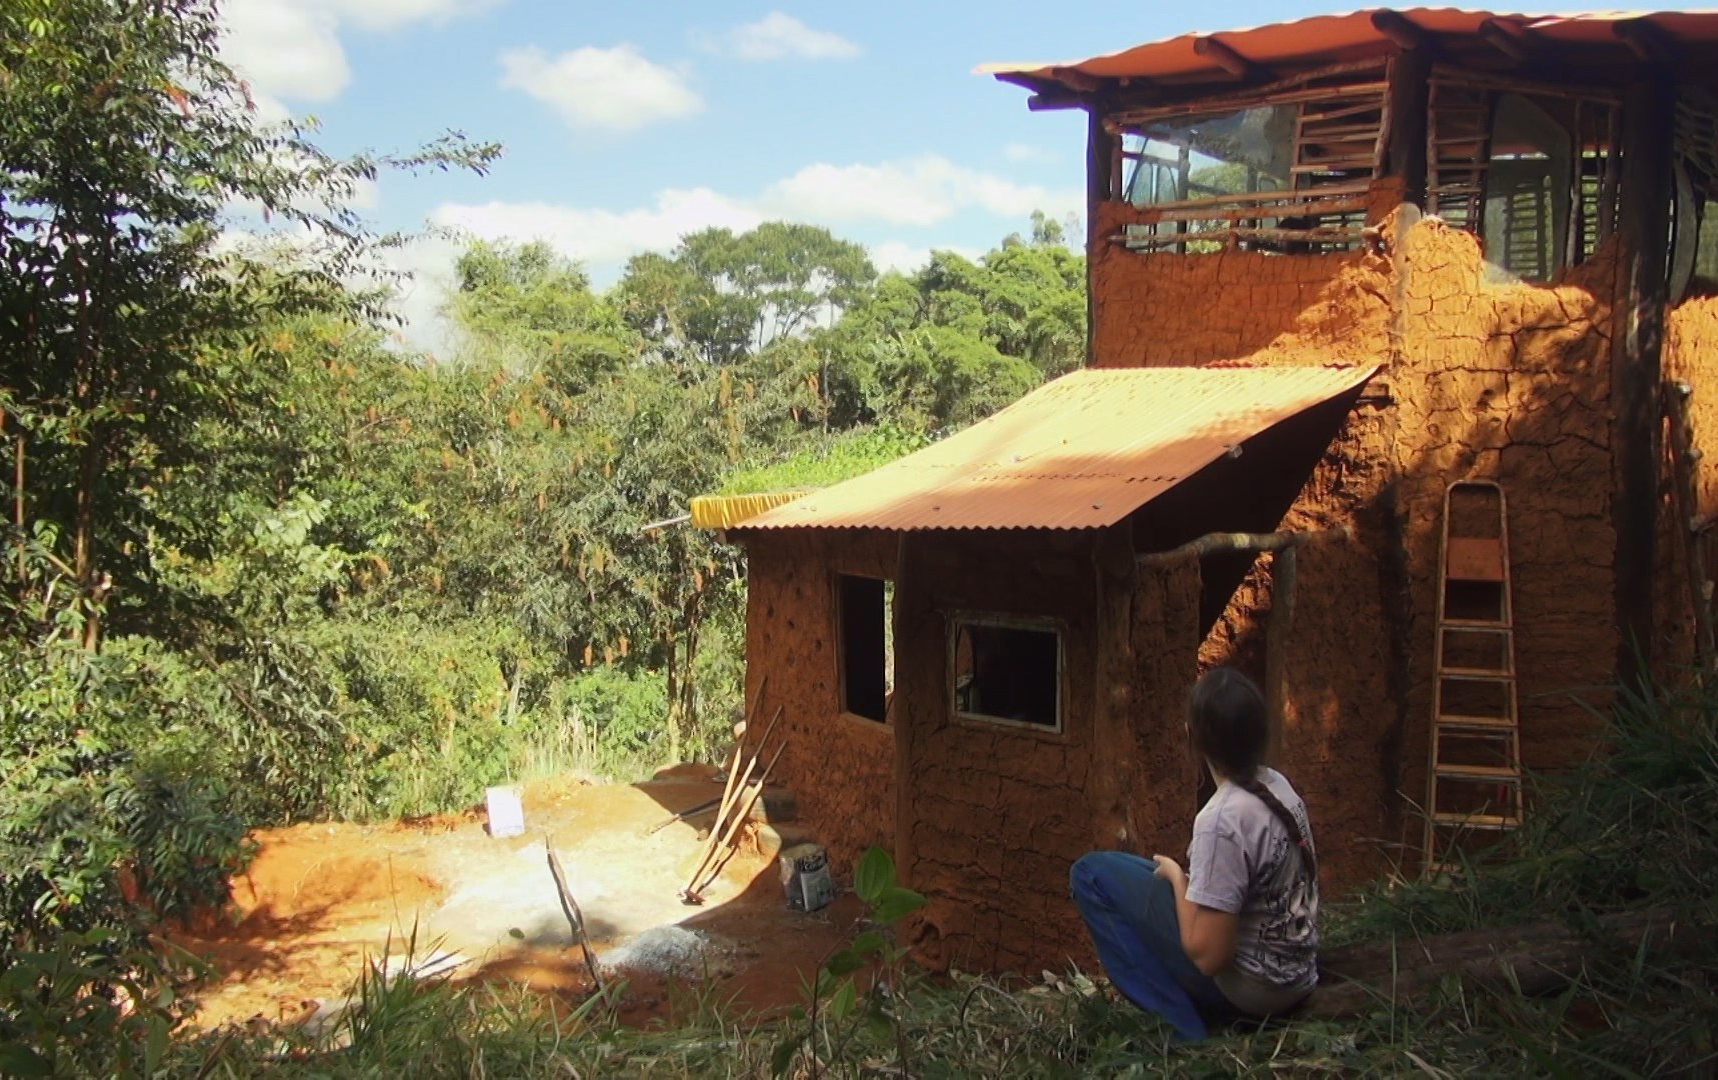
top-left (1138, 527), bottom-right (1350, 567)
top-left (1303, 908), bottom-right (1703, 1018)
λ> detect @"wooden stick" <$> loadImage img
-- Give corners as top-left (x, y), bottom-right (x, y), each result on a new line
top-left (645, 795), bottom-right (722, 836)
top-left (545, 841), bottom-right (605, 993)
top-left (680, 706), bottom-right (782, 901)
top-left (690, 742), bottom-right (788, 899)
top-left (1139, 526), bottom-right (1351, 567)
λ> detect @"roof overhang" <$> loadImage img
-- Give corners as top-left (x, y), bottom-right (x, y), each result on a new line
top-left (724, 364), bottom-right (1378, 533)
top-left (982, 8), bottom-right (1718, 106)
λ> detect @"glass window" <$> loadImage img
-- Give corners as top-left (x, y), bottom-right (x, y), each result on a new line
top-left (1121, 104), bottom-right (1296, 208)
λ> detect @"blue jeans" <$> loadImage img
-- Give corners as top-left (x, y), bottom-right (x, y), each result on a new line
top-left (1070, 851), bottom-right (1234, 1041)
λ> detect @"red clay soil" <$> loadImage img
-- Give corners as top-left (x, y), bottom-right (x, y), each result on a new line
top-left (172, 772), bottom-right (867, 1032)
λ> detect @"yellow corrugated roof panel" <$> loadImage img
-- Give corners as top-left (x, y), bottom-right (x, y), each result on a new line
top-left (731, 365), bottom-right (1377, 532)
top-left (690, 492), bottom-right (809, 529)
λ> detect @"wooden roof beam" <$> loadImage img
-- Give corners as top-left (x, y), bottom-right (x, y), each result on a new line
top-left (1478, 18), bottom-right (1539, 64)
top-left (1372, 10), bottom-right (1430, 52)
top-left (1193, 35), bottom-right (1271, 82)
top-left (1049, 66), bottom-right (1104, 94)
top-left (1614, 18), bottom-right (1678, 67)
top-left (1028, 93), bottom-right (1088, 112)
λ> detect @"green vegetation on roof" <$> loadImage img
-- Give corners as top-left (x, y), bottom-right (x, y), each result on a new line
top-left (720, 425), bottom-right (930, 496)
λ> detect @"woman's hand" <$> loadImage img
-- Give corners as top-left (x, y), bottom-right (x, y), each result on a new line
top-left (1152, 855), bottom-right (1186, 890)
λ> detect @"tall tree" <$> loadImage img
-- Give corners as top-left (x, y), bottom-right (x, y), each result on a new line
top-left (0, 0), bottom-right (497, 649)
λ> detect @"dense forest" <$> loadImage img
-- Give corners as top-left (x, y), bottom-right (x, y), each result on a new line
top-left (0, 0), bottom-right (1083, 962)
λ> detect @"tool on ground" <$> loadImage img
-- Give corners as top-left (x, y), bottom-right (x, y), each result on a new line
top-left (685, 740), bottom-right (787, 903)
top-left (1424, 480), bottom-right (1523, 874)
top-left (545, 839), bottom-right (605, 993)
top-left (645, 795), bottom-right (724, 836)
top-left (679, 704), bottom-right (782, 903)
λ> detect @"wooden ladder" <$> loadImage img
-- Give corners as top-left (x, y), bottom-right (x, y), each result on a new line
top-left (1423, 481), bottom-right (1523, 871)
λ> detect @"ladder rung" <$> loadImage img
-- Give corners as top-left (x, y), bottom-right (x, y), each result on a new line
top-left (1432, 812), bottom-right (1520, 829)
top-left (1437, 713), bottom-right (1517, 731)
top-left (1442, 617), bottom-right (1513, 629)
top-left (1439, 665), bottom-right (1514, 679)
top-left (1436, 763), bottom-right (1520, 782)
top-left (1436, 666), bottom-right (1518, 683)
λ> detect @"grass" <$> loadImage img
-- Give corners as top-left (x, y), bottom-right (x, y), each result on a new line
top-left (720, 426), bottom-right (928, 496)
top-left (14, 674), bottom-right (1718, 1077)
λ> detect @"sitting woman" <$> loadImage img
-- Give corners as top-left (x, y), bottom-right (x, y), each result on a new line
top-left (1070, 667), bottom-right (1319, 1040)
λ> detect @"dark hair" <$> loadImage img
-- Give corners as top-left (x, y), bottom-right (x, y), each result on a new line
top-left (1187, 668), bottom-right (1317, 880)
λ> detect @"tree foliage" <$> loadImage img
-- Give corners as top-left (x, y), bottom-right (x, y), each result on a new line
top-left (0, 0), bottom-right (1085, 982)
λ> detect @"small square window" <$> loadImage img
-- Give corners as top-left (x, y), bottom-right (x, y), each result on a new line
top-left (838, 575), bottom-right (893, 722)
top-left (950, 616), bottom-right (1063, 732)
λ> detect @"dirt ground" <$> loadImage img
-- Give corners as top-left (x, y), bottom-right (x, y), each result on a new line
top-left (172, 770), bottom-right (866, 1032)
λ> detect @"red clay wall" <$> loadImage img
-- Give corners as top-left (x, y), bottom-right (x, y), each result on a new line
top-left (1088, 200), bottom-right (1393, 369)
top-left (1088, 206), bottom-right (1625, 891)
top-left (1661, 296), bottom-right (1718, 669)
top-left (1392, 222), bottom-right (1617, 811)
top-left (892, 530), bottom-right (1105, 975)
top-left (740, 529), bottom-right (898, 873)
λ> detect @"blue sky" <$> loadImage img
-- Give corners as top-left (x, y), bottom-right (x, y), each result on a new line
top-left (218, 2), bottom-right (1625, 352)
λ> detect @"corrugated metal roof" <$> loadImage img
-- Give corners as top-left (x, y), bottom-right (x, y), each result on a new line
top-left (732, 365), bottom-right (1377, 532)
top-left (983, 8), bottom-right (1718, 93)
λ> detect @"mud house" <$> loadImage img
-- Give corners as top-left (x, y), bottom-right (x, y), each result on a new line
top-left (692, 9), bottom-right (1718, 974)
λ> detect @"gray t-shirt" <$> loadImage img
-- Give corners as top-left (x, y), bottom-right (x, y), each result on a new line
top-left (1185, 767), bottom-right (1319, 1010)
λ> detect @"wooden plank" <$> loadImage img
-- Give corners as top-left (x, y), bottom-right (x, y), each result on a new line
top-left (1107, 81), bottom-right (1387, 127)
top-left (1446, 537), bottom-right (1507, 582)
top-left (1122, 193), bottom-right (1371, 225)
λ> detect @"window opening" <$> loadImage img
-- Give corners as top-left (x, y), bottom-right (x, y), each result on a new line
top-left (838, 575), bottom-right (893, 722)
top-left (949, 616), bottom-right (1063, 732)
top-left (1481, 94), bottom-right (1572, 283)
top-left (1108, 76), bottom-right (1386, 255)
top-left (1428, 77), bottom-right (1619, 280)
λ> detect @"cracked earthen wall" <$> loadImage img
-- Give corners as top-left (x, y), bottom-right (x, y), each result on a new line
top-left (1087, 205), bottom-right (1625, 895)
top-left (1661, 297), bottom-right (1718, 668)
top-left (740, 529), bottom-right (898, 872)
top-left (892, 530), bottom-right (1110, 975)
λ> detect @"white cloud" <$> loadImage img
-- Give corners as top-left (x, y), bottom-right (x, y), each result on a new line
top-left (433, 188), bottom-right (763, 269)
top-left (498, 45), bottom-right (702, 132)
top-left (223, 0), bottom-right (348, 103)
top-left (763, 156), bottom-right (1079, 228)
top-left (706, 12), bottom-right (860, 61)
top-left (430, 154), bottom-right (1080, 268)
top-left (869, 242), bottom-right (981, 275)
top-left (221, 0), bottom-right (494, 106)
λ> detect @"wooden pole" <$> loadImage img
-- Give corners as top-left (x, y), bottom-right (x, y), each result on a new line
top-left (1612, 76), bottom-right (1675, 686)
top-left (1137, 526), bottom-right (1350, 568)
top-left (1085, 106), bottom-right (1113, 369)
top-left (689, 741), bottom-right (787, 899)
top-left (1384, 47), bottom-right (1431, 209)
